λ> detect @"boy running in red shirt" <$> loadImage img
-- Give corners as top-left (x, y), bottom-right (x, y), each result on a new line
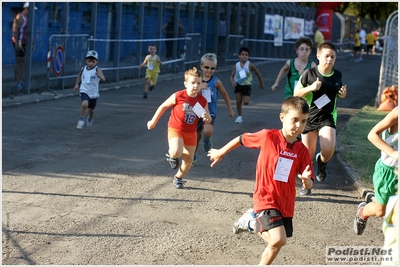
top-left (147, 67), bottom-right (211, 189)
top-left (208, 96), bottom-right (314, 264)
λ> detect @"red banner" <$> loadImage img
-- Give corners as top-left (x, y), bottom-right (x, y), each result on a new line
top-left (315, 2), bottom-right (342, 41)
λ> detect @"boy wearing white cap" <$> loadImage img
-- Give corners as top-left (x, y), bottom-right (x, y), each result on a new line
top-left (74, 50), bottom-right (106, 130)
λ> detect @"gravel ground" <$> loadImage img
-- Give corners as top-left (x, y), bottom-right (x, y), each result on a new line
top-left (2, 54), bottom-right (386, 265)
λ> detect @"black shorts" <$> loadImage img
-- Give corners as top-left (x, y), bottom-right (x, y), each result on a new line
top-left (255, 209), bottom-right (293, 237)
top-left (353, 46), bottom-right (361, 52)
top-left (12, 42), bottom-right (26, 58)
top-left (80, 93), bottom-right (98, 110)
top-left (367, 45), bottom-right (373, 51)
top-left (302, 117), bottom-right (336, 134)
top-left (234, 84), bottom-right (252, 96)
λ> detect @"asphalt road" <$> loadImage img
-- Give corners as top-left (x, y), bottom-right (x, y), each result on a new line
top-left (2, 53), bottom-right (386, 265)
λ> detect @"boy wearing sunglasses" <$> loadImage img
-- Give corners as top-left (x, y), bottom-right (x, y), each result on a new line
top-left (192, 53), bottom-right (234, 166)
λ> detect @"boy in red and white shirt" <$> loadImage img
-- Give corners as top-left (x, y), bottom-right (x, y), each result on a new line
top-left (208, 96), bottom-right (314, 265)
top-left (147, 67), bottom-right (211, 189)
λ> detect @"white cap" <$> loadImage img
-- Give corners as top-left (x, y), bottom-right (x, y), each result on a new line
top-left (86, 50), bottom-right (98, 60)
top-left (23, 2), bottom-right (38, 10)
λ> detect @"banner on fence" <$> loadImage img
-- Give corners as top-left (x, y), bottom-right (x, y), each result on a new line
top-left (284, 17), bottom-right (305, 39)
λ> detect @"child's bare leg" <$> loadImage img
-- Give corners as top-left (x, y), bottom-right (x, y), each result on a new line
top-left (235, 92), bottom-right (243, 116)
top-left (391, 199), bottom-right (398, 242)
top-left (80, 100), bottom-right (88, 118)
top-left (203, 123), bottom-right (214, 139)
top-left (318, 126), bottom-right (336, 163)
top-left (168, 137), bottom-right (184, 159)
top-left (242, 95), bottom-right (250, 105)
top-left (88, 108), bottom-right (94, 120)
top-left (301, 131), bottom-right (318, 164)
top-left (175, 145), bottom-right (196, 178)
top-left (258, 226), bottom-right (287, 265)
top-left (144, 78), bottom-right (150, 93)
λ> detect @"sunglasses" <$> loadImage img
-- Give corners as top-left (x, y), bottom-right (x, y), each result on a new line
top-left (203, 66), bottom-right (216, 70)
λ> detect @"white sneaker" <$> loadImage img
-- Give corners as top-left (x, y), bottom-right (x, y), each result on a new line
top-left (76, 119), bottom-right (84, 130)
top-left (233, 209), bottom-right (256, 234)
top-left (235, 116), bottom-right (243, 123)
top-left (86, 115), bottom-right (92, 128)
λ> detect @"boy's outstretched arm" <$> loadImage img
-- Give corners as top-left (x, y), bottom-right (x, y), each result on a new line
top-left (298, 165), bottom-right (314, 190)
top-left (207, 136), bottom-right (242, 167)
top-left (147, 93), bottom-right (175, 130)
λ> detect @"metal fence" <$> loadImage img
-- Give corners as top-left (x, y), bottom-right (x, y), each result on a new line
top-left (46, 33), bottom-right (202, 91)
top-left (376, 10), bottom-right (398, 107)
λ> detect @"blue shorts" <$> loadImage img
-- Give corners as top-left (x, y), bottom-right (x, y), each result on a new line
top-left (80, 93), bottom-right (98, 110)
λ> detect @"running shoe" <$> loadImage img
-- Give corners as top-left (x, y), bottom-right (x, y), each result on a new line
top-left (149, 85), bottom-right (154, 91)
top-left (76, 119), bottom-right (85, 130)
top-left (143, 92), bottom-right (148, 99)
top-left (86, 115), bottom-right (92, 128)
top-left (354, 202), bottom-right (368, 235)
top-left (300, 186), bottom-right (312, 196)
top-left (233, 208), bottom-right (256, 234)
top-left (315, 152), bottom-right (327, 182)
top-left (235, 116), bottom-right (243, 124)
top-left (173, 177), bottom-right (186, 189)
top-left (203, 137), bottom-right (213, 152)
top-left (166, 153), bottom-right (179, 169)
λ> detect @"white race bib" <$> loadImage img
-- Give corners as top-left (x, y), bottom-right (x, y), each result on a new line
top-left (273, 157), bottom-right (293, 183)
top-left (314, 94), bottom-right (331, 109)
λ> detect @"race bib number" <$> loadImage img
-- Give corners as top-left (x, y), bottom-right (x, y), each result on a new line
top-left (273, 157), bottom-right (293, 183)
top-left (314, 94), bottom-right (331, 109)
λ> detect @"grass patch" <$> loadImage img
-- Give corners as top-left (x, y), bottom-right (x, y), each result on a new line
top-left (337, 100), bottom-right (390, 188)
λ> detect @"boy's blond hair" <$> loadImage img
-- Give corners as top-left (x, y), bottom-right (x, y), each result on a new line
top-left (184, 67), bottom-right (202, 81)
top-left (200, 53), bottom-right (217, 66)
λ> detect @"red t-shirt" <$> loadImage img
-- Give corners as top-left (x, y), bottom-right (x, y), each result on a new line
top-left (168, 89), bottom-right (207, 133)
top-left (241, 129), bottom-right (315, 218)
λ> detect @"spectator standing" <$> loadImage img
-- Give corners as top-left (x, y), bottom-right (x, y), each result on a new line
top-left (365, 29), bottom-right (377, 58)
top-left (359, 26), bottom-right (367, 56)
top-left (312, 25), bottom-right (324, 56)
top-left (218, 14), bottom-right (227, 56)
top-left (11, 2), bottom-right (37, 92)
top-left (352, 29), bottom-right (362, 63)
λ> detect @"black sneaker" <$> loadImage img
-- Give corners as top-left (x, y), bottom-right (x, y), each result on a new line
top-left (354, 202), bottom-right (368, 235)
top-left (173, 177), bottom-right (186, 189)
top-left (149, 85), bottom-right (154, 91)
top-left (300, 186), bottom-right (312, 196)
top-left (143, 92), bottom-right (148, 99)
top-left (166, 153), bottom-right (179, 169)
top-left (315, 152), bottom-right (327, 182)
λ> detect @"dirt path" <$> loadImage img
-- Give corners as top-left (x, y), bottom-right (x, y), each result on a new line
top-left (2, 54), bottom-right (385, 265)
